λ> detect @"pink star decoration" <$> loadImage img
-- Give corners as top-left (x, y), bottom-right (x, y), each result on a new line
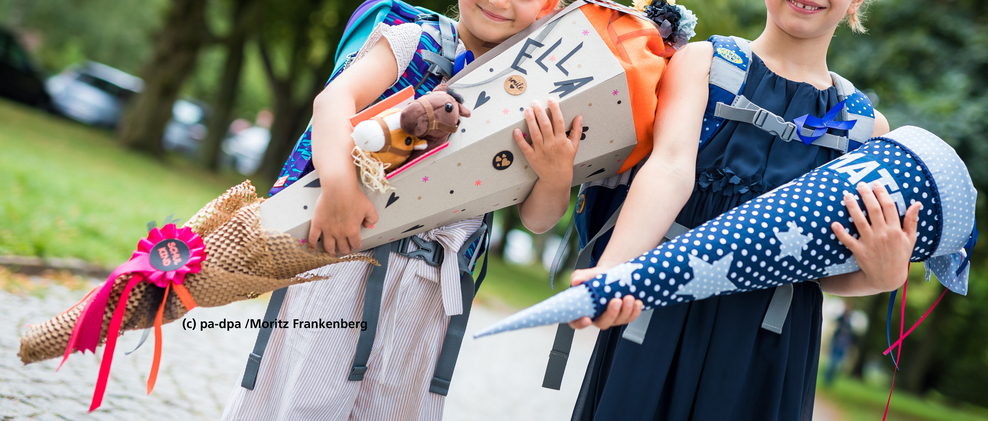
top-left (422, 176), bottom-right (429, 182)
top-left (582, 29), bottom-right (589, 35)
top-left (503, 108), bottom-right (509, 115)
top-left (475, 180), bottom-right (482, 186)
top-left (612, 90), bottom-right (619, 95)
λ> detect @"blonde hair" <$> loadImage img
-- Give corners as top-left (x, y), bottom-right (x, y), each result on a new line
top-left (844, 0), bottom-right (874, 34)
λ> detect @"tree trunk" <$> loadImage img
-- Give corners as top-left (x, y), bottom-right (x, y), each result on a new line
top-left (255, 0), bottom-right (377, 182)
top-left (262, 83), bottom-right (308, 181)
top-left (202, 0), bottom-right (257, 170)
top-left (255, 29), bottom-right (311, 182)
top-left (118, 0), bottom-right (209, 157)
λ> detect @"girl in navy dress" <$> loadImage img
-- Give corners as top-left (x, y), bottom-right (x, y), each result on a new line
top-left (567, 0), bottom-right (922, 419)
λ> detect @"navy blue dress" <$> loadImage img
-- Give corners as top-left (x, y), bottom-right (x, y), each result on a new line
top-left (572, 53), bottom-right (850, 421)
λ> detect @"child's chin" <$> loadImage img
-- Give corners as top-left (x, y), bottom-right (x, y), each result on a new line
top-left (475, 29), bottom-right (510, 44)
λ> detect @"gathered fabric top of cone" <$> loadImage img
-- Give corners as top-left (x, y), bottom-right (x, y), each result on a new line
top-left (19, 181), bottom-right (374, 365)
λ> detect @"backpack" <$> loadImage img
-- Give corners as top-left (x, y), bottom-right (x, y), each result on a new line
top-left (544, 34), bottom-right (878, 390)
top-left (270, 0), bottom-right (460, 196)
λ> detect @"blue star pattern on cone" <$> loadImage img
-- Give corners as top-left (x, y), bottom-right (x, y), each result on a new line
top-left (475, 126), bottom-right (977, 338)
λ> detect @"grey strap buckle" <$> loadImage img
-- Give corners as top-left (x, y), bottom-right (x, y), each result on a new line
top-left (397, 235), bottom-right (444, 267)
top-left (753, 108), bottom-right (797, 141)
top-left (420, 49), bottom-right (454, 79)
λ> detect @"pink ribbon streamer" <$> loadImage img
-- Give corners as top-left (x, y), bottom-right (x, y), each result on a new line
top-left (57, 224), bottom-right (205, 412)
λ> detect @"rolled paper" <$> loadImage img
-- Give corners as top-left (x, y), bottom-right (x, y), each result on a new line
top-left (476, 126), bottom-right (977, 338)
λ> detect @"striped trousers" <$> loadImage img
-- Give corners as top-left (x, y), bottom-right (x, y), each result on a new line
top-left (221, 217), bottom-right (481, 421)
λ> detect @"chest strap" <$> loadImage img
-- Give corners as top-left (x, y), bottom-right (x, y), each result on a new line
top-left (714, 95), bottom-right (858, 153)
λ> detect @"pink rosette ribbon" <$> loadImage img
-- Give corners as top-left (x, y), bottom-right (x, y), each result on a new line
top-left (60, 224), bottom-right (204, 412)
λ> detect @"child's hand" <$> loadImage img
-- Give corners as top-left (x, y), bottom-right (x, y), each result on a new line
top-left (831, 182), bottom-right (921, 292)
top-left (568, 264), bottom-right (643, 330)
top-left (308, 181), bottom-right (379, 256)
top-left (514, 98), bottom-right (581, 188)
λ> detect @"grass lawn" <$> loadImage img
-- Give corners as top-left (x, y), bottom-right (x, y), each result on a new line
top-left (818, 376), bottom-right (988, 421)
top-left (0, 99), bottom-right (256, 266)
top-left (475, 256), bottom-right (568, 309)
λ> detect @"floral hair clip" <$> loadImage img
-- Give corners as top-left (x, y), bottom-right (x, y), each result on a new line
top-left (634, 0), bottom-right (698, 49)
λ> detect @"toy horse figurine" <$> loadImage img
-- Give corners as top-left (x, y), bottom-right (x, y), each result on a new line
top-left (400, 84), bottom-right (471, 161)
top-left (352, 107), bottom-right (430, 171)
top-left (352, 85), bottom-right (470, 175)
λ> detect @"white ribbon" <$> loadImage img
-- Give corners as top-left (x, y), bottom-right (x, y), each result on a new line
top-left (405, 217), bottom-right (483, 316)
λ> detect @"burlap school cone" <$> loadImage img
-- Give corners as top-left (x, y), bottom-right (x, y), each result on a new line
top-left (476, 126), bottom-right (978, 338)
top-left (18, 181), bottom-right (372, 365)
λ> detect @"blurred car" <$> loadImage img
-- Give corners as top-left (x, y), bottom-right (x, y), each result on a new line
top-left (162, 99), bottom-right (210, 156)
top-left (222, 125), bottom-right (270, 175)
top-left (221, 109), bottom-right (272, 175)
top-left (0, 28), bottom-right (53, 110)
top-left (46, 61), bottom-right (209, 152)
top-left (46, 61), bottom-right (143, 128)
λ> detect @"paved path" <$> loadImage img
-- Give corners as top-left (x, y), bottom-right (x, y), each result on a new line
top-left (1, 278), bottom-right (842, 420)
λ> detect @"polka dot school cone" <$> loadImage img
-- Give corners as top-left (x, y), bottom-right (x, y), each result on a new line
top-left (475, 126), bottom-right (978, 338)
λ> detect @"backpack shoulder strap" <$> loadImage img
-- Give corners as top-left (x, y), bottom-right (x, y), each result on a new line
top-left (700, 35), bottom-right (752, 152)
top-left (417, 14), bottom-right (457, 79)
top-left (333, 0), bottom-right (397, 76)
top-left (829, 71), bottom-right (876, 146)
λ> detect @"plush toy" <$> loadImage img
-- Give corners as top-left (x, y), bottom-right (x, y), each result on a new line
top-left (351, 85), bottom-right (470, 186)
top-left (351, 107), bottom-right (429, 171)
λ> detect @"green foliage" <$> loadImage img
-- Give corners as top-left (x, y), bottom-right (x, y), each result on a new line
top-left (477, 257), bottom-right (565, 309)
top-left (0, 0), bottom-right (167, 74)
top-left (829, 0), bottom-right (988, 204)
top-left (684, 0), bottom-right (765, 41)
top-left (922, 269), bottom-right (988, 406)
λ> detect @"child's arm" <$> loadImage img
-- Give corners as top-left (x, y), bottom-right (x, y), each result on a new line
top-left (308, 39), bottom-right (401, 255)
top-left (820, 110), bottom-right (923, 295)
top-left (514, 99), bottom-right (582, 234)
top-left (568, 42), bottom-right (713, 330)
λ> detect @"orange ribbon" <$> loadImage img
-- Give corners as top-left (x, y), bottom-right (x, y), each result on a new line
top-left (147, 283), bottom-right (196, 394)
